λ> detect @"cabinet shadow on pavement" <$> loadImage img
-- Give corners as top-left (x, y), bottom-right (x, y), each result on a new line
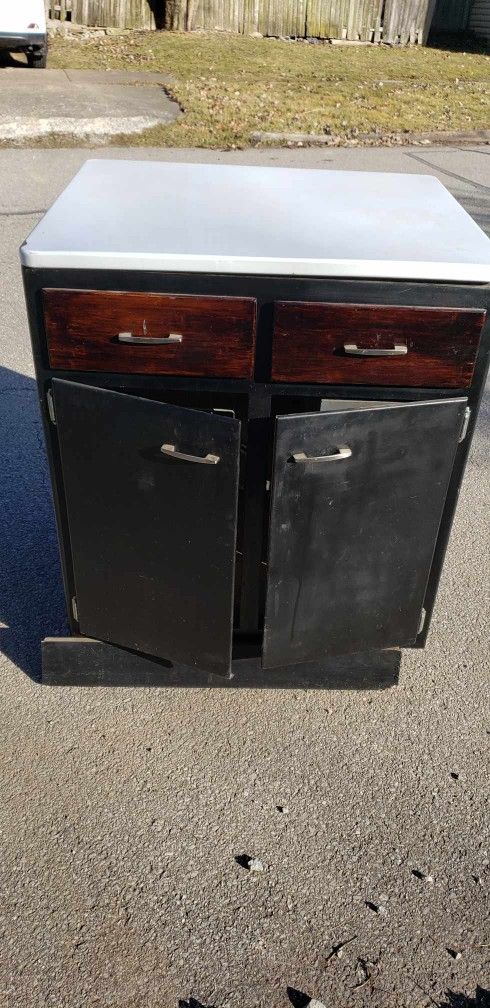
top-left (41, 637), bottom-right (401, 689)
top-left (0, 367), bottom-right (68, 683)
top-left (1, 364), bottom-right (399, 689)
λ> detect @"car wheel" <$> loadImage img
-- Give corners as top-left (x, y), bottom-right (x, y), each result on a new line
top-left (27, 46), bottom-right (47, 69)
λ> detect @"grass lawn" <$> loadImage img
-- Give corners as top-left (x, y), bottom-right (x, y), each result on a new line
top-left (50, 32), bottom-right (490, 148)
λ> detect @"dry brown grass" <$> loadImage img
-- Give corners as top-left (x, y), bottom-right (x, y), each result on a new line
top-left (49, 31), bottom-right (490, 148)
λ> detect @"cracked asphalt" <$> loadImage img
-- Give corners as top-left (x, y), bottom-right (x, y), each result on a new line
top-left (0, 147), bottom-right (488, 1008)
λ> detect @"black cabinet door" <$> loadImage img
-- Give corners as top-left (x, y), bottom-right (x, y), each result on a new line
top-left (53, 379), bottom-right (241, 676)
top-left (263, 398), bottom-right (467, 668)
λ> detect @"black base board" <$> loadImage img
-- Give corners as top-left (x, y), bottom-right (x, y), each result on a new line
top-left (41, 637), bottom-right (400, 690)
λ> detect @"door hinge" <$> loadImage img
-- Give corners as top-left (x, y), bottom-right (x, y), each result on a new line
top-left (71, 596), bottom-right (79, 623)
top-left (47, 388), bottom-right (56, 425)
top-left (417, 607), bottom-right (427, 635)
top-left (459, 406), bottom-right (471, 443)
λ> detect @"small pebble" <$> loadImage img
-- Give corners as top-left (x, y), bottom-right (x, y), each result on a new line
top-left (365, 901), bottom-right (386, 914)
top-left (248, 857), bottom-right (264, 873)
top-left (355, 960), bottom-right (370, 983)
top-left (276, 805), bottom-right (289, 814)
top-left (447, 948), bottom-right (462, 960)
top-left (308, 1001), bottom-right (327, 1008)
top-left (412, 869), bottom-right (434, 882)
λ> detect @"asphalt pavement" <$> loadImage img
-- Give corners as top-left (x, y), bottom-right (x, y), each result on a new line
top-left (0, 146), bottom-right (488, 1008)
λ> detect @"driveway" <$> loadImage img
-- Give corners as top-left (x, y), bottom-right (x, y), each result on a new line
top-left (0, 146), bottom-right (488, 1008)
top-left (0, 67), bottom-right (179, 140)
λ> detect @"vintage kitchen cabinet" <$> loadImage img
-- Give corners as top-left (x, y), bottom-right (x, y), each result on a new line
top-left (20, 160), bottom-right (490, 684)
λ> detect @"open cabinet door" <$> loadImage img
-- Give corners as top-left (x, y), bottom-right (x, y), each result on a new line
top-left (52, 379), bottom-right (240, 676)
top-left (263, 397), bottom-right (467, 668)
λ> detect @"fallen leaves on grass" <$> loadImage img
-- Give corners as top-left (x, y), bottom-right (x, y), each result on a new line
top-left (49, 32), bottom-right (490, 149)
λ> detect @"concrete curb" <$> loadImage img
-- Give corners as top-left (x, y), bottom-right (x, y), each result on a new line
top-left (0, 115), bottom-right (171, 141)
top-left (251, 128), bottom-right (490, 147)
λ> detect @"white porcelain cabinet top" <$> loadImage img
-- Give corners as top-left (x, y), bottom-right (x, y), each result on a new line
top-left (21, 159), bottom-right (490, 283)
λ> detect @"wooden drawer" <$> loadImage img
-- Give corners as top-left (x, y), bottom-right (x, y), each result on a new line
top-left (272, 302), bottom-right (486, 388)
top-left (43, 289), bottom-right (257, 378)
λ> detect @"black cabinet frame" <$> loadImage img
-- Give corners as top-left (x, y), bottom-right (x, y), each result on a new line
top-left (23, 267), bottom-right (490, 682)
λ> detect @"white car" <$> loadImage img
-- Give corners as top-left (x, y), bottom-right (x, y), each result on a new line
top-left (0, 0), bottom-right (47, 67)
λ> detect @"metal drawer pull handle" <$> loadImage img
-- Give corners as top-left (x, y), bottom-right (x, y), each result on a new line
top-left (292, 446), bottom-right (352, 463)
top-left (343, 342), bottom-right (407, 356)
top-left (118, 332), bottom-right (183, 345)
top-left (160, 443), bottom-right (220, 465)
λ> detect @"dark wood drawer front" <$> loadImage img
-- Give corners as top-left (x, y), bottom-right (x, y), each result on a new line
top-left (43, 289), bottom-right (257, 377)
top-left (272, 302), bottom-right (486, 387)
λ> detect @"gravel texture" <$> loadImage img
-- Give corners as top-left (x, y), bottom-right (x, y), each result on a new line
top-left (0, 146), bottom-right (488, 1008)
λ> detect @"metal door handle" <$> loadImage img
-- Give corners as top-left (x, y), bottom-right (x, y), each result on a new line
top-left (160, 443), bottom-right (220, 465)
top-left (118, 332), bottom-right (183, 345)
top-left (292, 446), bottom-right (352, 463)
top-left (343, 342), bottom-right (407, 356)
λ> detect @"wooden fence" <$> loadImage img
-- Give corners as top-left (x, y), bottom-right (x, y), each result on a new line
top-left (47, 0), bottom-right (438, 44)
